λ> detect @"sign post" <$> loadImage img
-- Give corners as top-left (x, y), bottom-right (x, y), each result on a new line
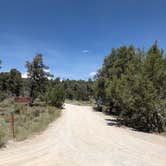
top-left (11, 112), bottom-right (15, 138)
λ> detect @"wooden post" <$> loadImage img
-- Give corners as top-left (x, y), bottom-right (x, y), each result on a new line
top-left (11, 112), bottom-right (15, 138)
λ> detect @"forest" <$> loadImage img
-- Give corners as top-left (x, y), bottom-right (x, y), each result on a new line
top-left (94, 42), bottom-right (166, 133)
top-left (0, 42), bottom-right (166, 147)
top-left (0, 54), bottom-right (94, 106)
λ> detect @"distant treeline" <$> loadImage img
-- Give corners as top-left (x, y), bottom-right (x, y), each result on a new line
top-left (61, 79), bottom-right (94, 101)
top-left (0, 55), bottom-right (94, 107)
top-left (94, 42), bottom-right (166, 132)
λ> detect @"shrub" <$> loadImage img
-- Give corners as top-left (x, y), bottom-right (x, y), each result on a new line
top-left (0, 92), bottom-right (7, 102)
top-left (45, 85), bottom-right (65, 108)
top-left (0, 118), bottom-right (7, 147)
top-left (95, 43), bottom-right (166, 132)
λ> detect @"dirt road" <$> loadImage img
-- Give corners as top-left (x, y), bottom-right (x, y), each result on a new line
top-left (0, 104), bottom-right (166, 166)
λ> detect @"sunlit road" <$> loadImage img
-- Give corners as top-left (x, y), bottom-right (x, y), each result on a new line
top-left (0, 104), bottom-right (166, 166)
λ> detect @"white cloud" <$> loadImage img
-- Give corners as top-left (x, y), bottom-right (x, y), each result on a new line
top-left (44, 69), bottom-right (50, 73)
top-left (21, 70), bottom-right (53, 80)
top-left (82, 50), bottom-right (89, 54)
top-left (89, 72), bottom-right (96, 77)
top-left (22, 73), bottom-right (28, 78)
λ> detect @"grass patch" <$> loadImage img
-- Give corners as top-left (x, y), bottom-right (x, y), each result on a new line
top-left (0, 98), bottom-right (61, 144)
top-left (0, 118), bottom-right (8, 147)
top-left (14, 106), bottom-right (61, 141)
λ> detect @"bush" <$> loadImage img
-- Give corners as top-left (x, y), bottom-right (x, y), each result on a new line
top-left (14, 105), bottom-right (61, 141)
top-left (95, 43), bottom-right (166, 132)
top-left (0, 99), bottom-right (61, 144)
top-left (44, 85), bottom-right (65, 108)
top-left (0, 118), bottom-right (7, 147)
top-left (0, 92), bottom-right (7, 102)
top-left (0, 130), bottom-right (5, 147)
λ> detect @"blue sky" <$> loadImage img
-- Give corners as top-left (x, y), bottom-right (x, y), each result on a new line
top-left (0, 0), bottom-right (165, 80)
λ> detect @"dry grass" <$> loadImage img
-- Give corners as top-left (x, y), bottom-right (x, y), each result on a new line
top-left (0, 98), bottom-right (61, 144)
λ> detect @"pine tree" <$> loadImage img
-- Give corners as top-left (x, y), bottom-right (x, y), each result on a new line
top-left (26, 54), bottom-right (52, 101)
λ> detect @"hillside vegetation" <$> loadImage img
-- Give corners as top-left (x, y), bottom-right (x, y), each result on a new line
top-left (94, 42), bottom-right (166, 132)
top-left (0, 55), bottom-right (64, 147)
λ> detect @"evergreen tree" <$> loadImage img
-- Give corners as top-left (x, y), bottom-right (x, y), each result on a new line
top-left (9, 69), bottom-right (22, 96)
top-left (95, 43), bottom-right (166, 132)
top-left (26, 54), bottom-right (52, 101)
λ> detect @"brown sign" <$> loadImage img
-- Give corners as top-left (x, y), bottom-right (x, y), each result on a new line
top-left (14, 97), bottom-right (32, 104)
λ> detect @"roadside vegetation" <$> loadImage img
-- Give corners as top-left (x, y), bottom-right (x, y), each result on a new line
top-left (0, 54), bottom-right (64, 147)
top-left (0, 98), bottom-right (61, 145)
top-left (50, 78), bottom-right (94, 106)
top-left (94, 42), bottom-right (166, 133)
top-left (0, 53), bottom-right (95, 147)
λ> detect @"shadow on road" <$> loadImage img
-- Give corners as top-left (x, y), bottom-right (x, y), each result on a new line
top-left (105, 118), bottom-right (122, 127)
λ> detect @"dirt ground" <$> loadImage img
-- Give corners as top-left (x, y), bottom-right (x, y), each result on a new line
top-left (0, 104), bottom-right (166, 166)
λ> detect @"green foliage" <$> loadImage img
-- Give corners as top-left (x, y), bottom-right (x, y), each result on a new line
top-left (0, 68), bottom-right (22, 97)
top-left (62, 79), bottom-right (94, 101)
top-left (95, 42), bottom-right (166, 132)
top-left (26, 54), bottom-right (52, 101)
top-left (9, 69), bottom-right (23, 96)
top-left (0, 118), bottom-right (7, 147)
top-left (44, 85), bottom-right (65, 108)
top-left (0, 129), bottom-right (5, 147)
top-left (0, 91), bottom-right (8, 102)
top-left (14, 105), bottom-right (61, 141)
top-left (94, 78), bottom-right (106, 103)
top-left (0, 72), bottom-right (11, 94)
top-left (0, 99), bottom-right (61, 142)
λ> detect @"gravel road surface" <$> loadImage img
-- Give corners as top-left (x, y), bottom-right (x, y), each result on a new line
top-left (0, 104), bottom-right (166, 166)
